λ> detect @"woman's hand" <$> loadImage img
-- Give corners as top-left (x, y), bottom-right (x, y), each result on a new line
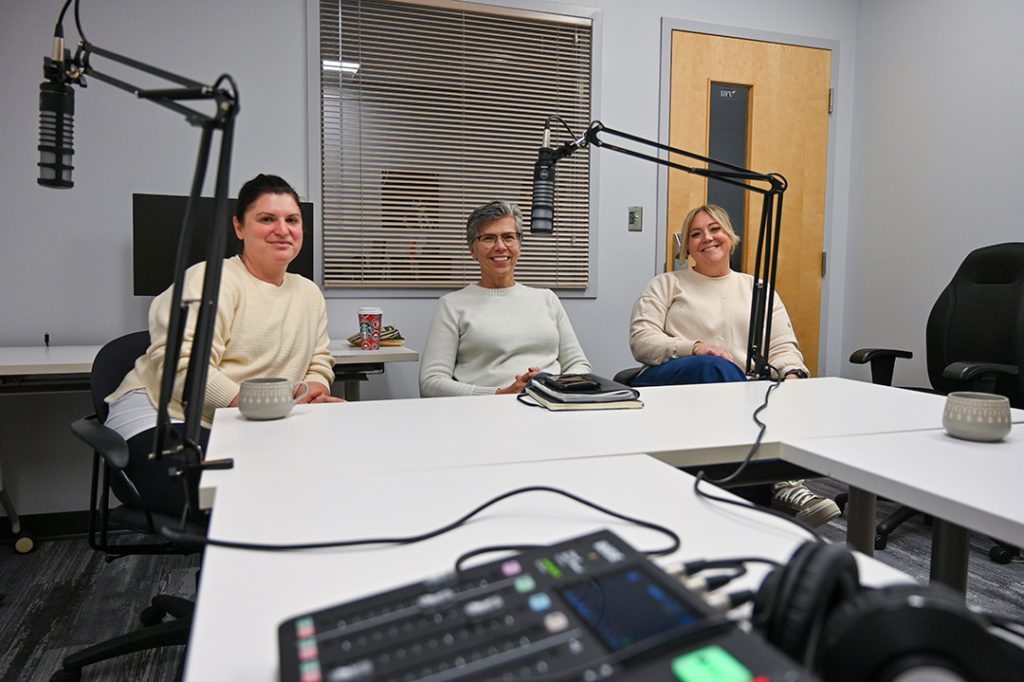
top-left (297, 382), bottom-right (345, 404)
top-left (692, 341), bottom-right (735, 363)
top-left (496, 367), bottom-right (542, 395)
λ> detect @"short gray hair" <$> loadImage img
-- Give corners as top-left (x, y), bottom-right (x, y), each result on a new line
top-left (465, 201), bottom-right (523, 246)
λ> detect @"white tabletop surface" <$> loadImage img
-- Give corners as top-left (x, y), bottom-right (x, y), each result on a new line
top-left (781, 425), bottom-right (1024, 548)
top-left (328, 342), bottom-right (419, 366)
top-left (198, 377), bottom-right (960, 509)
top-left (183, 454), bottom-right (911, 682)
top-left (0, 345), bottom-right (100, 375)
top-left (0, 343), bottom-right (415, 377)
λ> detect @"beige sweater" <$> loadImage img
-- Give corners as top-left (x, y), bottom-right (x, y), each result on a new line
top-left (629, 268), bottom-right (808, 378)
top-left (109, 256), bottom-right (335, 427)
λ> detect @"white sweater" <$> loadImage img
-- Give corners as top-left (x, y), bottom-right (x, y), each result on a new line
top-left (629, 268), bottom-right (807, 378)
top-left (109, 256), bottom-right (335, 426)
top-left (419, 283), bottom-right (592, 397)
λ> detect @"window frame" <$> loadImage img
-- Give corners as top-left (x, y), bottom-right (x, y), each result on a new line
top-left (305, 0), bottom-right (602, 299)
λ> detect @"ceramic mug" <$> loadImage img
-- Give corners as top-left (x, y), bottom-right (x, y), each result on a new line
top-left (942, 391), bottom-right (1012, 442)
top-left (238, 378), bottom-right (308, 421)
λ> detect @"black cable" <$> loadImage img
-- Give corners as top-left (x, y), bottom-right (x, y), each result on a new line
top-left (161, 485), bottom-right (681, 557)
top-left (516, 391), bottom-right (542, 408)
top-left (73, 0), bottom-right (88, 44)
top-left (212, 73), bottom-right (240, 114)
top-left (453, 544), bottom-right (545, 575)
top-left (56, 0), bottom-right (74, 34)
top-left (691, 371), bottom-right (823, 542)
top-left (694, 473), bottom-right (821, 542)
top-left (701, 373), bottom-right (782, 487)
top-left (545, 114), bottom-right (578, 140)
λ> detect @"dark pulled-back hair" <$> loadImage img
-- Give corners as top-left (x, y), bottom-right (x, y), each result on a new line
top-left (235, 173), bottom-right (301, 220)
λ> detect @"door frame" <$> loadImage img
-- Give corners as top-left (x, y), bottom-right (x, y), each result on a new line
top-left (656, 19), bottom-right (841, 374)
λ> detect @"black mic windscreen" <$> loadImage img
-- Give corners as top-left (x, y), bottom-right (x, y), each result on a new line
top-left (530, 147), bottom-right (555, 234)
top-left (38, 77), bottom-right (75, 188)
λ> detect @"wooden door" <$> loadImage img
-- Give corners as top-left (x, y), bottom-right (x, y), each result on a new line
top-left (667, 31), bottom-right (831, 375)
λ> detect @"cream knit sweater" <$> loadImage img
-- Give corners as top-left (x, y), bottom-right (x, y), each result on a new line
top-left (419, 283), bottom-right (591, 397)
top-left (629, 268), bottom-right (808, 378)
top-left (109, 256), bottom-right (335, 426)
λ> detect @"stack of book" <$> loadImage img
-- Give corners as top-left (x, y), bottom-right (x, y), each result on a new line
top-left (524, 373), bottom-right (643, 411)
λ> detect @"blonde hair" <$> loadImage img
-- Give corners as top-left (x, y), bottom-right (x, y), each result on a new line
top-left (682, 204), bottom-right (740, 258)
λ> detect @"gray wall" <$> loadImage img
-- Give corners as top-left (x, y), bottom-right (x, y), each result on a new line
top-left (2, 0), bottom-right (1016, 515)
top-left (843, 0), bottom-right (1024, 387)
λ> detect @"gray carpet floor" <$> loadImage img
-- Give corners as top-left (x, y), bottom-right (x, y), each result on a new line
top-left (0, 536), bottom-right (199, 682)
top-left (804, 477), bottom-right (1024, 620)
top-left (1, 480), bottom-right (1021, 681)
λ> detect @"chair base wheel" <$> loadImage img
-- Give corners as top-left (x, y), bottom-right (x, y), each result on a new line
top-left (874, 534), bottom-right (888, 551)
top-left (990, 545), bottom-right (1015, 564)
top-left (140, 605), bottom-right (167, 626)
top-left (14, 530), bottom-right (36, 554)
top-left (50, 668), bottom-right (81, 682)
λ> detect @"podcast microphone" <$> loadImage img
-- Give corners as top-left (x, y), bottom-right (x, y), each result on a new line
top-left (530, 123), bottom-right (555, 235)
top-left (38, 27), bottom-right (75, 188)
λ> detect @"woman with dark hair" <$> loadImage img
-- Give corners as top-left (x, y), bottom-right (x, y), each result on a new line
top-left (105, 173), bottom-right (341, 513)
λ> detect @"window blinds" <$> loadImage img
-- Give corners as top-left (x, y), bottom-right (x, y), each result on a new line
top-left (319, 0), bottom-right (593, 289)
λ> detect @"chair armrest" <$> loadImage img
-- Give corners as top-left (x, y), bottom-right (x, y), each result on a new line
top-left (70, 416), bottom-right (130, 470)
top-left (849, 348), bottom-right (913, 386)
top-left (942, 361), bottom-right (1019, 393)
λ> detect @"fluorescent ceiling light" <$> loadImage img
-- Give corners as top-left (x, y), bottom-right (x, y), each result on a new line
top-left (322, 60), bottom-right (360, 74)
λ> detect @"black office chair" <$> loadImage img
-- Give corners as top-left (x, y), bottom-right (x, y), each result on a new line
top-left (613, 367), bottom-right (644, 386)
top-left (52, 331), bottom-right (205, 682)
top-left (843, 242), bottom-right (1023, 561)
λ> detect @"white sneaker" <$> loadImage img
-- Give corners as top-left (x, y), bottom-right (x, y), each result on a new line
top-left (772, 481), bottom-right (841, 527)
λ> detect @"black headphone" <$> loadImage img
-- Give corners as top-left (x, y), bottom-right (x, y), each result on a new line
top-left (752, 542), bottom-right (1024, 682)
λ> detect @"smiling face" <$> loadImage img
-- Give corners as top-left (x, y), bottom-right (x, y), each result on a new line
top-left (233, 192), bottom-right (303, 285)
top-left (687, 209), bottom-right (734, 277)
top-left (470, 215), bottom-right (521, 288)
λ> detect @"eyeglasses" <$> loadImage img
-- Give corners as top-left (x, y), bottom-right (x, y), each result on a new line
top-left (475, 232), bottom-right (522, 246)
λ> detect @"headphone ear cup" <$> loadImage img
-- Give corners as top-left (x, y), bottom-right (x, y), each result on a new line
top-left (751, 565), bottom-right (782, 629)
top-left (754, 542), bottom-right (860, 665)
top-left (817, 583), bottom-right (1022, 682)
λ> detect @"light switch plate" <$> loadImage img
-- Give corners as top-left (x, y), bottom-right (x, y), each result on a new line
top-left (628, 206), bottom-right (643, 232)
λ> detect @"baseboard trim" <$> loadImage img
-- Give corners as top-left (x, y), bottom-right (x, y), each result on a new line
top-left (1, 510), bottom-right (92, 541)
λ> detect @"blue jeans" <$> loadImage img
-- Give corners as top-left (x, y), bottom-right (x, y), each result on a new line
top-left (632, 355), bottom-right (746, 386)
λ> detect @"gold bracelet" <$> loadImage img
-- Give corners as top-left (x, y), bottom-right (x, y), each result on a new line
top-left (691, 340), bottom-right (702, 355)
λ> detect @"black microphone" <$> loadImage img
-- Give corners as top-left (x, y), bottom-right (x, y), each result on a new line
top-left (530, 124), bottom-right (555, 235)
top-left (38, 31), bottom-right (75, 188)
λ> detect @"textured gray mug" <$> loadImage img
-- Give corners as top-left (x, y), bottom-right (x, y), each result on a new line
top-left (942, 391), bottom-right (1011, 442)
top-left (238, 378), bottom-right (308, 420)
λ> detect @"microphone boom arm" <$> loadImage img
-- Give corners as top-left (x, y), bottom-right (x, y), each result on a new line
top-left (54, 35), bottom-right (239, 516)
top-left (553, 120), bottom-right (787, 380)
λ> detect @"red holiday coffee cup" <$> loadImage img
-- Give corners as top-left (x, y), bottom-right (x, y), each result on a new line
top-left (357, 307), bottom-right (383, 350)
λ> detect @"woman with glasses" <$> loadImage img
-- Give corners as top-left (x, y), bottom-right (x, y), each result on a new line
top-left (419, 200), bottom-right (591, 397)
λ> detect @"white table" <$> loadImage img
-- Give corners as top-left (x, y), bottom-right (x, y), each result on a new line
top-left (781, 425), bottom-right (1024, 591)
top-left (0, 345), bottom-right (99, 378)
top-left (0, 344), bottom-right (99, 553)
top-left (198, 377), bottom-right (959, 509)
top-left (183, 454), bottom-right (912, 682)
top-left (0, 343), bottom-right (415, 548)
top-left (327, 343), bottom-right (419, 400)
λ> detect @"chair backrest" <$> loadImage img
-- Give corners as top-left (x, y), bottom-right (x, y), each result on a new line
top-left (90, 331), bottom-right (151, 422)
top-left (925, 243), bottom-right (1024, 405)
